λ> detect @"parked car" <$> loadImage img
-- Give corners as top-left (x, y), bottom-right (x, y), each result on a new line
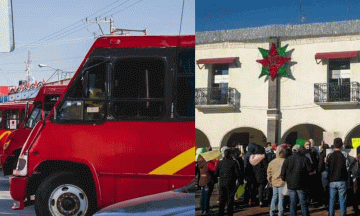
top-left (93, 179), bottom-right (195, 216)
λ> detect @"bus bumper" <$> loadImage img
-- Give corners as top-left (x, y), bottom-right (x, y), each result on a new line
top-left (9, 176), bottom-right (28, 210)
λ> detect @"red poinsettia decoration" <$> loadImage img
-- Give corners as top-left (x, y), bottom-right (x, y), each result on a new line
top-left (256, 43), bottom-right (291, 81)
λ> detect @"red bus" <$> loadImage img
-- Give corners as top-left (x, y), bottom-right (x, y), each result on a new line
top-left (0, 102), bottom-right (28, 156)
top-left (10, 35), bottom-right (195, 216)
top-left (1, 85), bottom-right (67, 175)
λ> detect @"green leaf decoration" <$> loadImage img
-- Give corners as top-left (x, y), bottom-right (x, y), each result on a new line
top-left (258, 48), bottom-right (269, 58)
top-left (259, 67), bottom-right (270, 78)
top-left (277, 44), bottom-right (288, 57)
top-left (277, 65), bottom-right (291, 78)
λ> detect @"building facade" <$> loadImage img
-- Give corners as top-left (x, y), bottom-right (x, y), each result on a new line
top-left (195, 20), bottom-right (360, 150)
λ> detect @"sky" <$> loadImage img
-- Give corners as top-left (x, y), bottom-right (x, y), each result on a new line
top-left (196, 0), bottom-right (360, 32)
top-left (0, 0), bottom-right (195, 86)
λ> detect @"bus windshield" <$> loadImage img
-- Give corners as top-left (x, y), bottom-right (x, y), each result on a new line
top-left (25, 104), bottom-right (41, 129)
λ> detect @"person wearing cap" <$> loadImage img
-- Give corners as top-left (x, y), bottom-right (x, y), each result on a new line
top-left (281, 145), bottom-right (313, 216)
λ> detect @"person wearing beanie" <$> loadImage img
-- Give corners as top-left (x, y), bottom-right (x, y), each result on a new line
top-left (281, 145), bottom-right (313, 216)
top-left (268, 146), bottom-right (287, 216)
top-left (292, 144), bottom-right (300, 153)
top-left (272, 143), bottom-right (277, 150)
top-left (265, 145), bottom-right (275, 163)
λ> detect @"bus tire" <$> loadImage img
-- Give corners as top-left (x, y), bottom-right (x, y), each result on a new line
top-left (35, 172), bottom-right (96, 216)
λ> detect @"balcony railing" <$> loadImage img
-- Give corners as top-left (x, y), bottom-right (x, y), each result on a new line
top-left (314, 82), bottom-right (360, 103)
top-left (195, 87), bottom-right (240, 108)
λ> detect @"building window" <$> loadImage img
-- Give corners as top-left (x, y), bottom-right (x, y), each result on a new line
top-left (328, 59), bottom-right (350, 102)
top-left (210, 64), bottom-right (229, 104)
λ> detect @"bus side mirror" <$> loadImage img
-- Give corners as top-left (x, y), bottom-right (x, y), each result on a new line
top-left (54, 108), bottom-right (57, 121)
top-left (25, 102), bottom-right (29, 118)
top-left (0, 0), bottom-right (14, 52)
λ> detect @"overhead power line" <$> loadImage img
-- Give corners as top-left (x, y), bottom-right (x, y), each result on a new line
top-left (9, 0), bottom-right (143, 56)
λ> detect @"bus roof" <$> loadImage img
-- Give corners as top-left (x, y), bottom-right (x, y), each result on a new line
top-left (0, 102), bottom-right (27, 109)
top-left (91, 34), bottom-right (195, 49)
top-left (34, 85), bottom-right (67, 100)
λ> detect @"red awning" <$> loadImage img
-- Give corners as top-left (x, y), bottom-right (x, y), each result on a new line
top-left (196, 57), bottom-right (238, 65)
top-left (315, 51), bottom-right (358, 60)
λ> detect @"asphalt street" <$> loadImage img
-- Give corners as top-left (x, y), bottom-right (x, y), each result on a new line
top-left (0, 172), bottom-right (35, 216)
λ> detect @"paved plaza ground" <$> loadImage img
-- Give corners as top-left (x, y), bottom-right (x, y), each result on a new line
top-left (195, 185), bottom-right (360, 216)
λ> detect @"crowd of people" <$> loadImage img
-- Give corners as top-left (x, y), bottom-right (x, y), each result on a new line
top-left (196, 138), bottom-right (360, 216)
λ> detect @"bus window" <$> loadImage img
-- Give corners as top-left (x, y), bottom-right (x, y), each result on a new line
top-left (58, 59), bottom-right (107, 122)
top-left (88, 70), bottom-right (106, 99)
top-left (175, 49), bottom-right (195, 118)
top-left (44, 95), bottom-right (60, 117)
top-left (25, 103), bottom-right (42, 129)
top-left (111, 58), bottom-right (165, 119)
top-left (21, 109), bottom-right (25, 123)
top-left (58, 101), bottom-right (83, 120)
top-left (4, 110), bottom-right (20, 129)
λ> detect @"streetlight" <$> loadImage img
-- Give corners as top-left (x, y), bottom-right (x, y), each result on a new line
top-left (38, 64), bottom-right (62, 85)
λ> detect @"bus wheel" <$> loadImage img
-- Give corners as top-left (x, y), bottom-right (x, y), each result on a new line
top-left (35, 172), bottom-right (96, 216)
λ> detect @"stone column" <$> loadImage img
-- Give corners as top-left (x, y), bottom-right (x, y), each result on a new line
top-left (267, 37), bottom-right (281, 143)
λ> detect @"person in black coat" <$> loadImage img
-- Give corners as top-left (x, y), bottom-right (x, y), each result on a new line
top-left (216, 149), bottom-right (242, 216)
top-left (243, 143), bottom-right (258, 206)
top-left (281, 145), bottom-right (313, 216)
top-left (250, 145), bottom-right (268, 207)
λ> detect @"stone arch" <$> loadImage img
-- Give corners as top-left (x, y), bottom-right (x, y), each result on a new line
top-left (281, 123), bottom-right (325, 146)
top-left (220, 127), bottom-right (267, 148)
top-left (195, 128), bottom-right (211, 148)
top-left (344, 124), bottom-right (360, 148)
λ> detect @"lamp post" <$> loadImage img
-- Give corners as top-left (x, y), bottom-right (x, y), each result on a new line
top-left (38, 64), bottom-right (62, 85)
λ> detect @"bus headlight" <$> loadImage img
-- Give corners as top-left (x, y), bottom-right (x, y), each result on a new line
top-left (3, 141), bottom-right (9, 151)
top-left (13, 153), bottom-right (28, 176)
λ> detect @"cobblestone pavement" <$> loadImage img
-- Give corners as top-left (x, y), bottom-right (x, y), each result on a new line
top-left (195, 185), bottom-right (359, 216)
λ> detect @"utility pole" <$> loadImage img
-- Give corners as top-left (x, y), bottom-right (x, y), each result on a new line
top-left (25, 51), bottom-right (32, 87)
top-left (85, 18), bottom-right (113, 35)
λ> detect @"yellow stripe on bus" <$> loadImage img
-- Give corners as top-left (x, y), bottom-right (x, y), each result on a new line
top-left (0, 131), bottom-right (11, 141)
top-left (149, 147), bottom-right (195, 175)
